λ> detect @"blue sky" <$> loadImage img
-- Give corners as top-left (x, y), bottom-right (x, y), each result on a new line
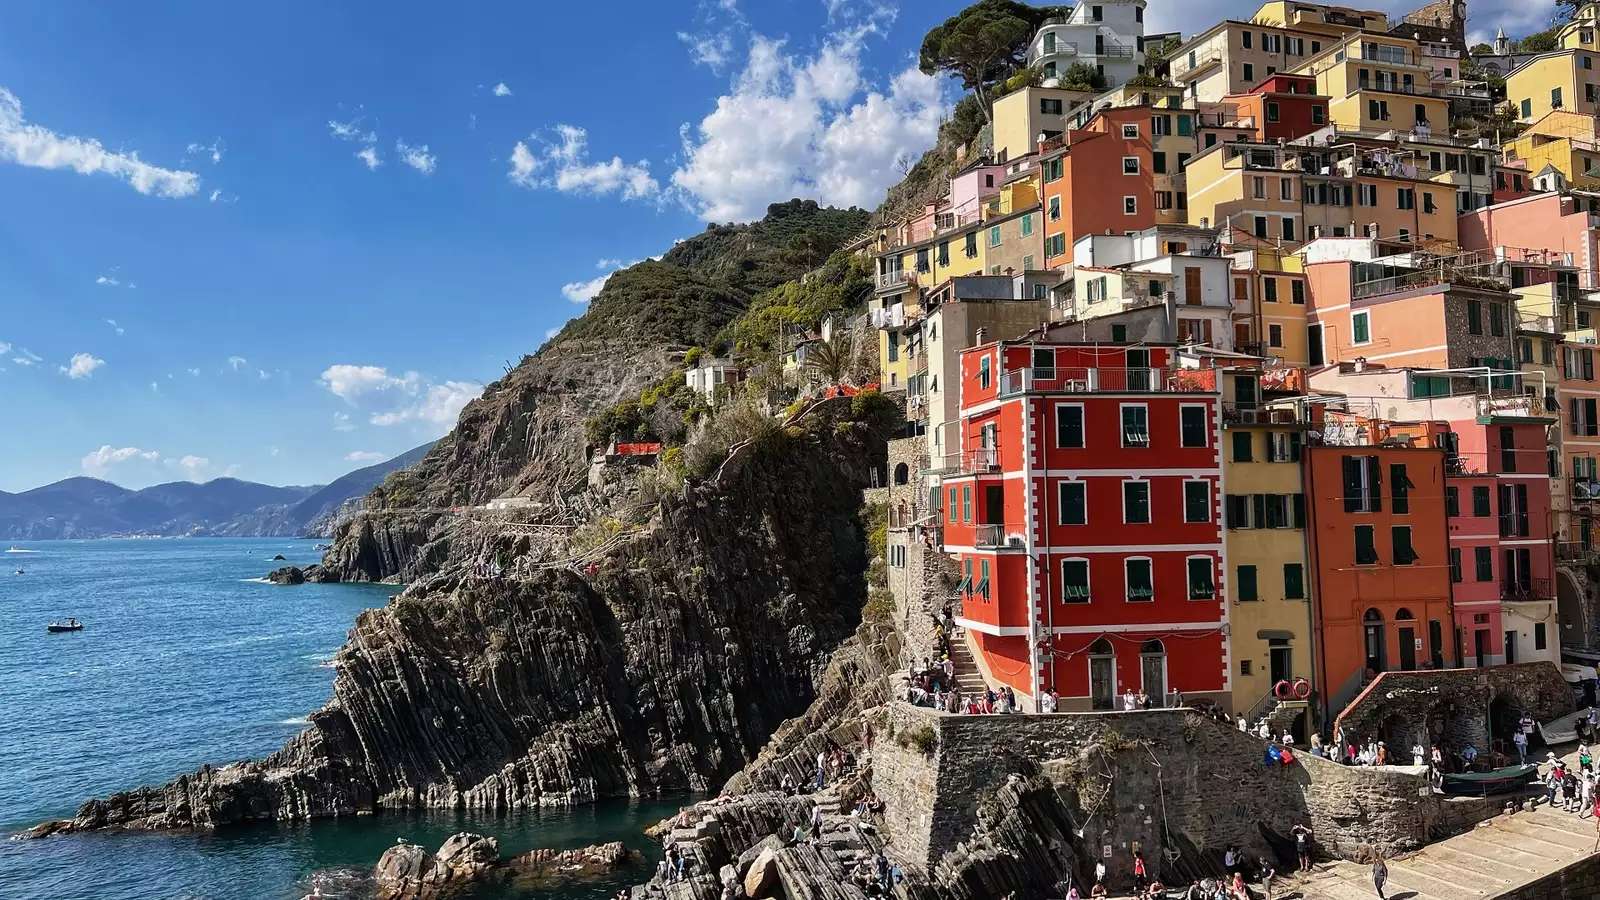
top-left (0, 0), bottom-right (1560, 491)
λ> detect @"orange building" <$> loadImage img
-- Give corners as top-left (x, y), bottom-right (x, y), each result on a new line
top-left (1040, 108), bottom-right (1158, 269)
top-left (1303, 413), bottom-right (1453, 716)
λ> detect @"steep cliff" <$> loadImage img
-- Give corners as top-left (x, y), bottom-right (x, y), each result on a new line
top-left (312, 200), bottom-right (868, 584)
top-left (30, 398), bottom-right (896, 835)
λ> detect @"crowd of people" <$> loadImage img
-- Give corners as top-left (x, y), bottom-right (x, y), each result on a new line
top-left (1530, 748), bottom-right (1600, 818)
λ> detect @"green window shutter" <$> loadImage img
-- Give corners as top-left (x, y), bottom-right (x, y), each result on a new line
top-left (1237, 565), bottom-right (1258, 601)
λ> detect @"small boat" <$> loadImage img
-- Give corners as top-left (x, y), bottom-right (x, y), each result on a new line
top-left (46, 619), bottom-right (83, 633)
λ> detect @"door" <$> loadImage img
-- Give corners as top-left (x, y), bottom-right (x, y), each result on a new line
top-left (1269, 641), bottom-right (1293, 684)
top-left (1398, 627), bottom-right (1417, 670)
top-left (1126, 348), bottom-right (1151, 391)
top-left (983, 485), bottom-right (1004, 525)
top-left (1474, 628), bottom-right (1491, 667)
top-left (1364, 621), bottom-right (1387, 673)
top-left (1090, 655), bottom-right (1116, 710)
top-left (1184, 267), bottom-right (1203, 305)
top-left (1234, 323), bottom-right (1252, 349)
top-left (1505, 630), bottom-right (1517, 665)
top-left (1233, 375), bottom-right (1259, 413)
top-left (1141, 654), bottom-right (1166, 701)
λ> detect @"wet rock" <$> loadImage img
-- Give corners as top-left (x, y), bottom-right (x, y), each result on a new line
top-left (266, 566), bottom-right (305, 585)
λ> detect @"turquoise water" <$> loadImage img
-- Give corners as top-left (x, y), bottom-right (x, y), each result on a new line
top-left (0, 539), bottom-right (679, 899)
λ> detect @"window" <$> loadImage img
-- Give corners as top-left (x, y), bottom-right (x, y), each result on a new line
top-left (1554, 86), bottom-right (1564, 109)
top-left (1312, 104), bottom-right (1325, 124)
top-left (976, 559), bottom-right (990, 599)
top-left (1188, 557), bottom-right (1214, 599)
top-left (1489, 302), bottom-right (1505, 337)
top-left (1282, 218), bottom-right (1296, 242)
top-left (961, 486), bottom-right (972, 522)
top-left (1122, 156), bottom-right (1139, 175)
top-left (947, 487), bottom-right (958, 525)
top-left (1472, 485), bottom-right (1491, 516)
top-left (1390, 464), bottom-right (1412, 513)
top-left (1123, 196), bottom-right (1138, 215)
top-left (1446, 485), bottom-right (1459, 517)
top-left (1284, 563), bottom-right (1305, 599)
top-left (1392, 526), bottom-right (1418, 565)
top-left (1269, 324), bottom-right (1283, 347)
top-left (1423, 192), bottom-right (1436, 214)
top-left (1236, 565), bottom-right (1258, 601)
top-left (1242, 31), bottom-right (1252, 49)
top-left (1059, 482), bottom-right (1086, 525)
top-left (1062, 559), bottom-right (1090, 602)
top-left (1122, 405), bottom-right (1149, 447)
top-left (1351, 310), bottom-right (1371, 344)
top-left (1232, 431), bottom-right (1253, 462)
top-left (1397, 187), bottom-right (1415, 210)
top-left (1521, 98), bottom-right (1532, 118)
top-left (1268, 432), bottom-right (1302, 463)
top-left (1152, 151), bottom-right (1167, 174)
top-left (1264, 278), bottom-right (1278, 303)
top-left (1266, 101), bottom-right (1280, 123)
top-left (988, 225), bottom-right (1002, 247)
top-left (1243, 62), bottom-right (1254, 82)
top-left (1358, 183), bottom-right (1377, 206)
top-left (1126, 558), bottom-right (1154, 601)
top-left (1241, 659), bottom-right (1253, 676)
top-left (1121, 123), bottom-right (1139, 139)
top-left (1536, 622), bottom-right (1548, 650)
top-left (1450, 547), bottom-right (1463, 583)
top-left (1123, 480), bottom-right (1151, 524)
top-left (1254, 216), bottom-right (1268, 238)
top-left (1355, 525), bottom-right (1379, 564)
top-left (1184, 480), bottom-right (1211, 523)
top-left (965, 232), bottom-right (978, 258)
top-left (956, 559), bottom-right (972, 595)
top-left (1342, 454), bottom-right (1382, 512)
top-left (1180, 406), bottom-right (1207, 448)
top-left (1041, 98), bottom-right (1064, 115)
top-left (1020, 214), bottom-right (1033, 236)
top-left (1056, 404), bottom-right (1083, 448)
top-left (979, 355), bottom-right (991, 389)
top-left (1475, 546), bottom-right (1493, 581)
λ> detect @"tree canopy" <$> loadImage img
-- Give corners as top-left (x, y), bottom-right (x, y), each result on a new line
top-left (919, 0), bottom-right (1052, 123)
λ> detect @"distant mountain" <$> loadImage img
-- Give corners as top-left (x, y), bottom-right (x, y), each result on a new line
top-left (294, 442), bottom-right (436, 537)
top-left (0, 444), bottom-right (435, 539)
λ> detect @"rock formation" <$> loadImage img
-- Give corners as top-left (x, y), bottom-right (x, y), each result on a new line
top-left (28, 398), bottom-right (896, 836)
top-left (372, 832), bottom-right (638, 899)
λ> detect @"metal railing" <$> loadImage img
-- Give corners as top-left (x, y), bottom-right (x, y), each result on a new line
top-left (1572, 478), bottom-right (1600, 502)
top-left (1032, 40), bottom-right (1079, 58)
top-left (1557, 541), bottom-right (1593, 561)
top-left (1223, 402), bottom-right (1314, 425)
top-left (1086, 44), bottom-right (1137, 58)
top-left (937, 447), bottom-right (1000, 476)
top-left (875, 271), bottom-right (910, 291)
top-left (973, 524), bottom-right (1024, 549)
top-left (996, 366), bottom-right (1202, 396)
top-left (1502, 578), bottom-right (1553, 603)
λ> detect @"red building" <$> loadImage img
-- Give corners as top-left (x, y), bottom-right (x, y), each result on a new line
top-left (1040, 108), bottom-right (1157, 269)
top-left (941, 338), bottom-right (1227, 711)
top-left (1222, 74), bottom-right (1330, 143)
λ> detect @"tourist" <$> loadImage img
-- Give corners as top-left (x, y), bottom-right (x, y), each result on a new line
top-left (1584, 772), bottom-right (1597, 817)
top-left (1410, 741), bottom-right (1425, 767)
top-left (1259, 858), bottom-right (1276, 900)
top-left (1461, 744), bottom-right (1479, 769)
top-left (1292, 823), bottom-right (1313, 871)
top-left (1223, 845), bottom-right (1241, 876)
top-left (1124, 688), bottom-right (1138, 711)
top-left (1566, 768), bottom-right (1583, 812)
top-left (1520, 712), bottom-right (1535, 745)
top-left (1090, 882), bottom-right (1109, 899)
top-left (1545, 754), bottom-right (1563, 807)
top-left (1582, 744), bottom-right (1593, 775)
top-left (1229, 870), bottom-right (1248, 899)
top-left (780, 773), bottom-right (796, 796)
top-left (1237, 715), bottom-right (1248, 733)
top-left (809, 802), bottom-right (824, 841)
top-left (1371, 853), bottom-right (1388, 900)
top-left (1132, 850), bottom-right (1149, 892)
top-left (1309, 732), bottom-right (1324, 758)
top-left (1065, 884), bottom-right (1081, 900)
top-left (1095, 859), bottom-right (1108, 886)
top-left (1513, 727), bottom-right (1528, 764)
top-left (1375, 742), bottom-right (1388, 767)
top-left (815, 750), bottom-right (827, 790)
top-left (1040, 689), bottom-right (1058, 713)
top-left (1429, 744), bottom-right (1444, 774)
top-left (1256, 720), bottom-right (1272, 740)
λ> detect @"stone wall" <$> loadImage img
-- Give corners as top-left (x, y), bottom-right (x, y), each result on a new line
top-left (1492, 850), bottom-right (1600, 900)
top-left (873, 703), bottom-right (1500, 891)
top-left (884, 435), bottom-right (956, 667)
top-left (1332, 663), bottom-right (1574, 757)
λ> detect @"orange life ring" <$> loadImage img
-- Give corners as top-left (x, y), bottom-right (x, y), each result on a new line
top-left (1274, 679), bottom-right (1293, 700)
top-left (1293, 677), bottom-right (1312, 699)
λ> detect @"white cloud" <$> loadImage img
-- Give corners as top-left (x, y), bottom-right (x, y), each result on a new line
top-left (678, 30), bottom-right (735, 71)
top-left (269, 446), bottom-right (281, 457)
top-left (333, 411), bottom-right (355, 432)
top-left (355, 146), bottom-right (381, 170)
top-left (395, 139), bottom-right (436, 174)
top-left (671, 27), bottom-right (945, 222)
top-left (186, 367), bottom-right (201, 376)
top-left (508, 125), bottom-right (659, 200)
top-left (345, 450), bottom-right (386, 463)
top-left (561, 256), bottom-right (643, 304)
top-left (105, 318), bottom-right (123, 336)
top-left (60, 352), bottom-right (105, 379)
top-left (149, 381), bottom-right (159, 393)
top-left (0, 341), bottom-right (10, 356)
top-left (544, 326), bottom-right (562, 340)
top-left (81, 445), bottom-right (160, 477)
top-left (595, 258), bottom-right (622, 269)
top-left (0, 87), bottom-right (200, 198)
top-left (13, 348), bottom-right (41, 366)
top-left (174, 455), bottom-right (211, 478)
top-left (207, 188), bottom-right (237, 204)
top-left (227, 355), bottom-right (248, 371)
top-left (327, 118), bottom-right (376, 143)
top-left (186, 138), bottom-right (224, 164)
top-left (320, 364), bottom-right (483, 431)
top-left (492, 82), bottom-right (513, 97)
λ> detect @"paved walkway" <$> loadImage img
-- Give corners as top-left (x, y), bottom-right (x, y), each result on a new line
top-left (1288, 747), bottom-right (1598, 900)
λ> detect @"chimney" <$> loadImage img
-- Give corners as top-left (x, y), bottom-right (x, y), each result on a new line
top-left (976, 327), bottom-right (989, 345)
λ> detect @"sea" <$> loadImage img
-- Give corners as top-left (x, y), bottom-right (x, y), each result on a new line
top-left (0, 538), bottom-right (682, 899)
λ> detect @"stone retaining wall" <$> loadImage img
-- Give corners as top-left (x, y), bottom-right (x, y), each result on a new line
top-left (1491, 851), bottom-right (1600, 900)
top-left (872, 703), bottom-right (1503, 888)
top-left (1333, 662), bottom-right (1574, 757)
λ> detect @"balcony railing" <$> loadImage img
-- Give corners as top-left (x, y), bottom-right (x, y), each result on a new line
top-left (996, 366), bottom-right (1204, 396)
top-left (1557, 541), bottom-right (1593, 562)
top-left (1573, 478), bottom-right (1600, 503)
top-left (1195, 111), bottom-right (1256, 129)
top-left (1032, 40), bottom-right (1079, 59)
top-left (1502, 578), bottom-right (1553, 603)
top-left (1086, 44), bottom-right (1137, 59)
top-left (1519, 313), bottom-right (1560, 335)
top-left (1223, 402), bottom-right (1315, 425)
top-left (876, 271), bottom-right (910, 292)
top-left (973, 524), bottom-right (1025, 549)
top-left (936, 447), bottom-right (1001, 476)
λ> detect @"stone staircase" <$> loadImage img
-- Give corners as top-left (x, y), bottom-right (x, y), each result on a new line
top-left (945, 626), bottom-right (987, 696)
top-left (1290, 799), bottom-right (1597, 900)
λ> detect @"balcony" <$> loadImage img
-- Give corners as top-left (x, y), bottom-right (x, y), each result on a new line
top-left (1558, 541), bottom-right (1594, 562)
top-left (871, 304), bottom-right (906, 328)
top-left (996, 366), bottom-right (1205, 396)
top-left (935, 447), bottom-right (1001, 476)
top-left (1223, 402), bottom-right (1315, 425)
top-left (1573, 478), bottom-right (1600, 503)
top-left (1031, 40), bottom-right (1079, 62)
top-left (1518, 313), bottom-right (1560, 335)
top-left (1085, 43), bottom-right (1137, 59)
top-left (876, 271), bottom-right (910, 292)
top-left (974, 524), bottom-right (1025, 549)
top-left (1502, 578), bottom-right (1554, 604)
top-left (1195, 111), bottom-right (1256, 129)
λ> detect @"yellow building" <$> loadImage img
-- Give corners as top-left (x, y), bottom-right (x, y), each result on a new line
top-left (1292, 32), bottom-right (1448, 134)
top-left (1507, 49), bottom-right (1600, 123)
top-left (1170, 19), bottom-right (1337, 104)
top-left (1185, 141), bottom-right (1306, 244)
top-left (1503, 110), bottom-right (1600, 189)
top-left (990, 85), bottom-right (1093, 164)
top-left (1559, 2), bottom-right (1600, 50)
top-left (1217, 368), bottom-right (1316, 725)
top-left (1230, 247), bottom-right (1310, 364)
top-left (1250, 1), bottom-right (1389, 36)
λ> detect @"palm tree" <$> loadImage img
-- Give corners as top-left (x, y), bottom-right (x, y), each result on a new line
top-left (803, 330), bottom-right (856, 386)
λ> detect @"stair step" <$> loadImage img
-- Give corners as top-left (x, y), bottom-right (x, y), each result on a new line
top-left (1381, 857), bottom-right (1486, 900)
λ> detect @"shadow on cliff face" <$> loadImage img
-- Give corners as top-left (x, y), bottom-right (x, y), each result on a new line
top-left (26, 398), bottom-right (894, 837)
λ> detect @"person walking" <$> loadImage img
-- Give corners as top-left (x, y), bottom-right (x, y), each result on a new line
top-left (1292, 824), bottom-right (1313, 872)
top-left (1132, 850), bottom-right (1149, 893)
top-left (1513, 727), bottom-right (1528, 764)
top-left (1371, 852), bottom-right (1388, 900)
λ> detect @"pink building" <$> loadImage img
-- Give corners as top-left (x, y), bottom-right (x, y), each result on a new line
top-left (1458, 192), bottom-right (1600, 286)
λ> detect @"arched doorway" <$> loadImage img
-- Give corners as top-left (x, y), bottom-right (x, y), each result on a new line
top-left (1363, 609), bottom-right (1387, 675)
top-left (1489, 693), bottom-right (1529, 764)
top-left (893, 462), bottom-right (910, 485)
top-left (1395, 608), bottom-right (1417, 671)
top-left (1140, 639), bottom-right (1167, 703)
top-left (1089, 638), bottom-right (1116, 710)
